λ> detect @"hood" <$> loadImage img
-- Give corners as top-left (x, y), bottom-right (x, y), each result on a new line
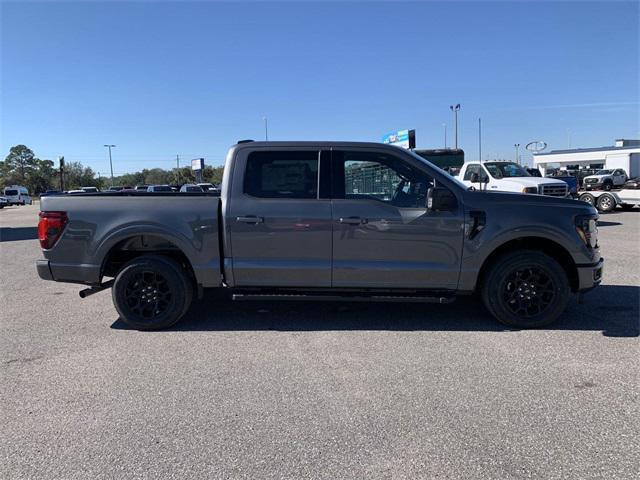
top-left (465, 189), bottom-right (594, 211)
top-left (584, 174), bottom-right (610, 181)
top-left (495, 177), bottom-right (568, 188)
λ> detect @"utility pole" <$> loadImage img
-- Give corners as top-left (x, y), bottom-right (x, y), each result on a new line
top-left (449, 104), bottom-right (460, 149)
top-left (58, 156), bottom-right (65, 192)
top-left (103, 145), bottom-right (116, 186)
top-left (442, 123), bottom-right (447, 149)
top-left (176, 154), bottom-right (180, 184)
top-left (478, 118), bottom-right (482, 162)
top-left (514, 143), bottom-right (520, 165)
top-left (263, 116), bottom-right (269, 141)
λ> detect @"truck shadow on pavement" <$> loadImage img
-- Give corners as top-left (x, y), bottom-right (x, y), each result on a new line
top-left (0, 226), bottom-right (38, 242)
top-left (111, 285), bottom-right (639, 337)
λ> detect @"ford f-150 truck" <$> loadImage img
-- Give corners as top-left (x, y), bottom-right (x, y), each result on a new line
top-left (36, 141), bottom-right (603, 330)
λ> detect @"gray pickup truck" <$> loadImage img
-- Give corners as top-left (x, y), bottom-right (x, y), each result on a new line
top-left (36, 141), bottom-right (603, 330)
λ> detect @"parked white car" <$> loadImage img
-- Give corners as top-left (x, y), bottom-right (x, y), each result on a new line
top-left (3, 185), bottom-right (32, 205)
top-left (458, 162), bottom-right (569, 197)
top-left (0, 196), bottom-right (8, 208)
top-left (582, 169), bottom-right (627, 191)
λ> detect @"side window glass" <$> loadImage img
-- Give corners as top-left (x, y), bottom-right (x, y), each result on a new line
top-left (464, 164), bottom-right (481, 181)
top-left (340, 151), bottom-right (433, 208)
top-left (244, 151), bottom-right (318, 199)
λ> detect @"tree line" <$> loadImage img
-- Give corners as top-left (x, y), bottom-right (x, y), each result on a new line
top-left (1, 145), bottom-right (223, 195)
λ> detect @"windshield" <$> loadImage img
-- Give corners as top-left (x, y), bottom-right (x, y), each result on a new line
top-left (406, 149), bottom-right (468, 190)
top-left (596, 169), bottom-right (612, 175)
top-left (152, 186), bottom-right (172, 192)
top-left (5, 189), bottom-right (18, 196)
top-left (484, 162), bottom-right (530, 179)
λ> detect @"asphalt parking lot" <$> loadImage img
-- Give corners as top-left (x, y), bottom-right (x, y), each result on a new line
top-left (1, 203), bottom-right (639, 479)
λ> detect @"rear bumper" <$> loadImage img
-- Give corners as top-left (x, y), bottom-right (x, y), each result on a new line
top-left (36, 260), bottom-right (101, 285)
top-left (576, 257), bottom-right (604, 292)
top-left (36, 260), bottom-right (54, 281)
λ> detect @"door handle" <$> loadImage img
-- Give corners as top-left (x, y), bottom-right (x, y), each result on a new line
top-left (236, 216), bottom-right (264, 224)
top-left (339, 216), bottom-right (367, 225)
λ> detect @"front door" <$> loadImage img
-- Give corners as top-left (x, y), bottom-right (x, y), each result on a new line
top-left (227, 148), bottom-right (332, 287)
top-left (331, 149), bottom-right (464, 290)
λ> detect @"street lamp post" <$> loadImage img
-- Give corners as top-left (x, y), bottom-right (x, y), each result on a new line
top-left (514, 143), bottom-right (520, 165)
top-left (104, 144), bottom-right (116, 186)
top-left (442, 123), bottom-right (447, 149)
top-left (263, 116), bottom-right (268, 141)
top-left (449, 104), bottom-right (461, 149)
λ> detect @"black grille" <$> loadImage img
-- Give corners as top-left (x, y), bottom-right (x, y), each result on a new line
top-left (541, 184), bottom-right (568, 197)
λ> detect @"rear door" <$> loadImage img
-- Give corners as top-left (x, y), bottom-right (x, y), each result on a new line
top-left (226, 147), bottom-right (332, 287)
top-left (330, 148), bottom-right (464, 289)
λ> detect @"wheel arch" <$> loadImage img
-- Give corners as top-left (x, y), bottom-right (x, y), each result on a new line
top-left (477, 236), bottom-right (579, 292)
top-left (100, 233), bottom-right (197, 286)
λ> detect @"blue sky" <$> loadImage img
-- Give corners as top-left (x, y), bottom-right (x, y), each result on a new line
top-left (2, 1), bottom-right (638, 173)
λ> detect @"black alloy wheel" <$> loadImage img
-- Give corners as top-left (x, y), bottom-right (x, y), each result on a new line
top-left (482, 250), bottom-right (570, 328)
top-left (112, 255), bottom-right (193, 330)
top-left (124, 270), bottom-right (172, 320)
top-left (501, 267), bottom-right (556, 318)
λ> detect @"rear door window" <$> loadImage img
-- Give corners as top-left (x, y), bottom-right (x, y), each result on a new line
top-left (244, 151), bottom-right (319, 199)
top-left (5, 189), bottom-right (18, 196)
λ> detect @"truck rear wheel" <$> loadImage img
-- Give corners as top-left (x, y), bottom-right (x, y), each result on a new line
top-left (596, 193), bottom-right (616, 212)
top-left (481, 250), bottom-right (570, 328)
top-left (112, 255), bottom-right (193, 330)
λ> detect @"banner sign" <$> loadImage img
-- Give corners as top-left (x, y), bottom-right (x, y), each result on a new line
top-left (382, 129), bottom-right (415, 149)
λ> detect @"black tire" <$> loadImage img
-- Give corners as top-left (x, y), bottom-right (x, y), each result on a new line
top-left (481, 250), bottom-right (570, 328)
top-left (603, 181), bottom-right (613, 191)
top-left (112, 255), bottom-right (193, 330)
top-left (597, 193), bottom-right (616, 212)
top-left (579, 193), bottom-right (595, 206)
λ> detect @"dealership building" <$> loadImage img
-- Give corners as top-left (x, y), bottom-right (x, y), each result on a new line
top-left (533, 139), bottom-right (640, 176)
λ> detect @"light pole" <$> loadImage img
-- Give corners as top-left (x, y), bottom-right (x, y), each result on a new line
top-left (514, 143), bottom-right (520, 165)
top-left (442, 123), bottom-right (447, 149)
top-left (103, 145), bottom-right (116, 186)
top-left (449, 104), bottom-right (460, 149)
top-left (263, 116), bottom-right (268, 141)
top-left (478, 118), bottom-right (482, 162)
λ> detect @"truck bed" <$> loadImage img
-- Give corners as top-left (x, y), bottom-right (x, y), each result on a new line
top-left (38, 193), bottom-right (222, 287)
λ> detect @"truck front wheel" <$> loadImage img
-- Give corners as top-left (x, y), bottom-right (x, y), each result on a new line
top-left (481, 251), bottom-right (570, 328)
top-left (112, 255), bottom-right (193, 330)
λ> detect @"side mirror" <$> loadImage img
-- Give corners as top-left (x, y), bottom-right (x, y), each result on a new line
top-left (427, 187), bottom-right (457, 212)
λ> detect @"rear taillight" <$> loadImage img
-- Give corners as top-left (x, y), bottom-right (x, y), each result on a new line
top-left (38, 211), bottom-right (68, 249)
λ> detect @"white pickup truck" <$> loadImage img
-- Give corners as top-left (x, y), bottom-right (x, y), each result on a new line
top-left (458, 161), bottom-right (570, 197)
top-left (582, 168), bottom-right (628, 191)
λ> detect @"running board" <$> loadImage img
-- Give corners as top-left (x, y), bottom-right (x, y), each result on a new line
top-left (232, 293), bottom-right (456, 304)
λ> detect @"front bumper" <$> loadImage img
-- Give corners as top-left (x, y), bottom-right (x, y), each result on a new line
top-left (576, 257), bottom-right (604, 292)
top-left (584, 182), bottom-right (602, 190)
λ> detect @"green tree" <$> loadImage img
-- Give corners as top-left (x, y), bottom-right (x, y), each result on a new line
top-left (64, 161), bottom-right (102, 190)
top-left (4, 145), bottom-right (37, 182)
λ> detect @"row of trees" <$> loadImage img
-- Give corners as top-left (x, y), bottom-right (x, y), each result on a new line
top-left (0, 145), bottom-right (223, 195)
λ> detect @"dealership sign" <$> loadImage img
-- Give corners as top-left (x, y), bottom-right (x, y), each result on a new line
top-left (191, 158), bottom-right (204, 171)
top-left (382, 129), bottom-right (416, 149)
